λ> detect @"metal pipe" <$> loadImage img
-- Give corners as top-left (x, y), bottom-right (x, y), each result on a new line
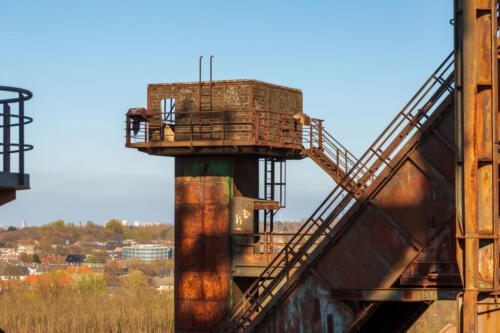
top-left (199, 56), bottom-right (203, 83)
top-left (210, 55), bottom-right (214, 82)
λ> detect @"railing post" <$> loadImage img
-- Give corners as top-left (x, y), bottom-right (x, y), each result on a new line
top-left (336, 148), bottom-right (340, 179)
top-left (265, 234), bottom-right (269, 266)
top-left (285, 247), bottom-right (289, 281)
top-left (318, 120), bottom-right (323, 150)
top-left (3, 103), bottom-right (10, 173)
top-left (18, 92), bottom-right (24, 180)
top-left (309, 121), bottom-right (313, 150)
top-left (345, 148), bottom-right (348, 172)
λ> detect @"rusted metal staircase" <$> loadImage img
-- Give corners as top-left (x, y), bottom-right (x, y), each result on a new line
top-left (300, 116), bottom-right (364, 189)
top-left (218, 51), bottom-right (454, 332)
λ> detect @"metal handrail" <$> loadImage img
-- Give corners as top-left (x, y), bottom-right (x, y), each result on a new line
top-left (302, 120), bottom-right (365, 184)
top-left (125, 109), bottom-right (304, 149)
top-left (220, 51), bottom-right (454, 332)
top-left (0, 86), bottom-right (33, 179)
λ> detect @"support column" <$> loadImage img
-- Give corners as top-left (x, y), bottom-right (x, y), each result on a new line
top-left (174, 156), bottom-right (258, 332)
top-left (454, 0), bottom-right (499, 331)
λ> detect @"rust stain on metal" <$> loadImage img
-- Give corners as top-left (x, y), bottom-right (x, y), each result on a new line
top-left (175, 157), bottom-right (232, 332)
top-left (125, 80), bottom-right (304, 158)
top-left (454, 0), bottom-right (500, 331)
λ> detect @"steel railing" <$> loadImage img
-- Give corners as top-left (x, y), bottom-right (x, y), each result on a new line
top-left (302, 118), bottom-right (368, 185)
top-left (126, 105), bottom-right (364, 186)
top-left (125, 109), bottom-right (304, 150)
top-left (219, 51), bottom-right (454, 332)
top-left (0, 86), bottom-right (33, 183)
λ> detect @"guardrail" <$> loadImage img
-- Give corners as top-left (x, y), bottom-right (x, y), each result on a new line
top-left (125, 109), bottom-right (303, 150)
top-left (0, 86), bottom-right (33, 187)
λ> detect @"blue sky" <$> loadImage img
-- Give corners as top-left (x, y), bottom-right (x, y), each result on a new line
top-left (0, 1), bottom-right (453, 226)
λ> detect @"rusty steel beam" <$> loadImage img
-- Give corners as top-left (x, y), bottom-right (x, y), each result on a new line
top-left (454, 0), bottom-right (499, 331)
top-left (253, 199), bottom-right (280, 211)
top-left (329, 288), bottom-right (461, 302)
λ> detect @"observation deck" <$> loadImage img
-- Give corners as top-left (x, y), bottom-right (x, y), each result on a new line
top-left (0, 86), bottom-right (33, 206)
top-left (126, 79), bottom-right (304, 158)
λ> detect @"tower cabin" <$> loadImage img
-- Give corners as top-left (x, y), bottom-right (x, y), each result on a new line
top-left (126, 80), bottom-right (303, 158)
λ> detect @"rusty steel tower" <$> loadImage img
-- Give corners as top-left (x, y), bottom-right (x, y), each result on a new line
top-left (126, 72), bottom-right (304, 331)
top-left (125, 59), bottom-right (357, 331)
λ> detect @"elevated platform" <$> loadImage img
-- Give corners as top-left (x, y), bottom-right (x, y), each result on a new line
top-left (0, 86), bottom-right (33, 206)
top-left (126, 80), bottom-right (304, 158)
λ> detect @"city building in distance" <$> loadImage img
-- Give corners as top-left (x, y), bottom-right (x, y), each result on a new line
top-left (133, 221), bottom-right (162, 227)
top-left (122, 244), bottom-right (173, 261)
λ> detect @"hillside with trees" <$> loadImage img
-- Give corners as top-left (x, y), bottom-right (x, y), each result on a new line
top-left (0, 219), bottom-right (174, 249)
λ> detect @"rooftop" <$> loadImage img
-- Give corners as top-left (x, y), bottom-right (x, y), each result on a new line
top-left (124, 244), bottom-right (170, 249)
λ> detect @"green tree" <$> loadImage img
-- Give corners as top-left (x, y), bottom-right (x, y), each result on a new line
top-left (74, 272), bottom-right (107, 295)
top-left (133, 229), bottom-right (152, 243)
top-left (105, 219), bottom-right (124, 236)
top-left (33, 253), bottom-right (41, 263)
top-left (7, 226), bottom-right (17, 232)
top-left (48, 220), bottom-right (65, 231)
top-left (124, 230), bottom-right (132, 239)
top-left (121, 269), bottom-right (149, 289)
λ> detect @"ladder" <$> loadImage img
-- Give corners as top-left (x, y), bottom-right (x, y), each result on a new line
top-left (262, 158), bottom-right (286, 233)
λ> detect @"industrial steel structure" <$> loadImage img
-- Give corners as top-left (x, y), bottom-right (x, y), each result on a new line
top-left (126, 2), bottom-right (500, 331)
top-left (0, 86), bottom-right (33, 206)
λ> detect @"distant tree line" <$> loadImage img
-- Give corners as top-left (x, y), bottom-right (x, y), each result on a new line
top-left (0, 219), bottom-right (174, 250)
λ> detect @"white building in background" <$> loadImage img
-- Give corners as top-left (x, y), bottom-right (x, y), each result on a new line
top-left (122, 244), bottom-right (173, 261)
top-left (133, 221), bottom-right (162, 227)
top-left (22, 221), bottom-right (27, 229)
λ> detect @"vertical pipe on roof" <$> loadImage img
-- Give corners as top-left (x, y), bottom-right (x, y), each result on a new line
top-left (210, 55), bottom-right (214, 83)
top-left (199, 56), bottom-right (203, 83)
